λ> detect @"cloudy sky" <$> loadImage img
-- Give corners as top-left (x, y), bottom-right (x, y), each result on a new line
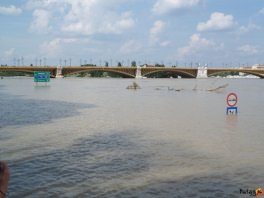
top-left (0, 0), bottom-right (263, 67)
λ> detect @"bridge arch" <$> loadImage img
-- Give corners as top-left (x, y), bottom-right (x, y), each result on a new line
top-left (142, 69), bottom-right (197, 78)
top-left (0, 70), bottom-right (35, 76)
top-left (0, 67), bottom-right (57, 77)
top-left (64, 68), bottom-right (136, 78)
top-left (208, 70), bottom-right (264, 78)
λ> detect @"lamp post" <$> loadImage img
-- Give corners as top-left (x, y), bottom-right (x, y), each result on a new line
top-left (44, 57), bottom-right (47, 66)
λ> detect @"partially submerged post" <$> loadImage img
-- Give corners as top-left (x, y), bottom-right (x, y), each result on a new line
top-left (226, 92), bottom-right (238, 115)
top-left (34, 71), bottom-right (50, 86)
top-left (126, 82), bottom-right (141, 90)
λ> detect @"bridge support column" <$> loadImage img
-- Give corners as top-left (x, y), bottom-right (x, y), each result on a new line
top-left (56, 65), bottom-right (64, 78)
top-left (135, 66), bottom-right (142, 78)
top-left (197, 66), bottom-right (208, 78)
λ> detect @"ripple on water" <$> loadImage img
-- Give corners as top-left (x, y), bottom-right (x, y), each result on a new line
top-left (8, 132), bottom-right (150, 198)
top-left (8, 131), bottom-right (262, 198)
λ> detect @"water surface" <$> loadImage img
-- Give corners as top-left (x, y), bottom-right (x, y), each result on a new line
top-left (0, 77), bottom-right (263, 197)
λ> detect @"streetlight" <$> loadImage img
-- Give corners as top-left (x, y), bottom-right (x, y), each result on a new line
top-left (44, 57), bottom-right (47, 66)
top-left (21, 56), bottom-right (24, 66)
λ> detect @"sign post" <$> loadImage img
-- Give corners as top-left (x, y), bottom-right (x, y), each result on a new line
top-left (226, 92), bottom-right (238, 115)
top-left (34, 71), bottom-right (50, 85)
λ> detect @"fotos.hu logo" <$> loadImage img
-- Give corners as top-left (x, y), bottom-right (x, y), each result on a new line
top-left (240, 188), bottom-right (263, 197)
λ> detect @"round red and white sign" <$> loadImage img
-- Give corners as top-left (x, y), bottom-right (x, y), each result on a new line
top-left (226, 93), bottom-right (238, 107)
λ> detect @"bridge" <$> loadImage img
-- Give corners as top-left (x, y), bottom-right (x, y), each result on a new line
top-left (0, 66), bottom-right (264, 78)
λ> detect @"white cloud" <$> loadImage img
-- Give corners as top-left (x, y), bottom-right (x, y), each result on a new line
top-left (177, 34), bottom-right (214, 58)
top-left (238, 24), bottom-right (261, 34)
top-left (26, 0), bottom-right (63, 9)
top-left (116, 13), bottom-right (135, 30)
top-left (160, 41), bottom-right (170, 47)
top-left (0, 5), bottom-right (22, 15)
top-left (120, 40), bottom-right (142, 54)
top-left (197, 12), bottom-right (235, 32)
top-left (150, 20), bottom-right (166, 36)
top-left (153, 0), bottom-right (201, 15)
top-left (26, 0), bottom-right (135, 35)
top-left (29, 9), bottom-right (51, 33)
top-left (238, 45), bottom-right (258, 55)
top-left (40, 38), bottom-right (77, 57)
top-left (149, 20), bottom-right (166, 45)
top-left (4, 48), bottom-right (16, 58)
top-left (259, 8), bottom-right (264, 14)
top-left (61, 1), bottom-right (135, 35)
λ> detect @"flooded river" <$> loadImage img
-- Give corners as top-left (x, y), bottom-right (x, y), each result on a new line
top-left (0, 77), bottom-right (263, 197)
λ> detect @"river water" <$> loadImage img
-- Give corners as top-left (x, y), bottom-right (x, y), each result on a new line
top-left (0, 77), bottom-right (263, 198)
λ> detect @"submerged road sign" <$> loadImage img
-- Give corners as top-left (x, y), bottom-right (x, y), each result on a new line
top-left (34, 71), bottom-right (50, 82)
top-left (226, 92), bottom-right (238, 115)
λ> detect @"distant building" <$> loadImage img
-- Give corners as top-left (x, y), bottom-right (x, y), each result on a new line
top-left (239, 66), bottom-right (251, 69)
top-left (239, 64), bottom-right (264, 76)
top-left (141, 64), bottom-right (154, 68)
top-left (252, 64), bottom-right (264, 69)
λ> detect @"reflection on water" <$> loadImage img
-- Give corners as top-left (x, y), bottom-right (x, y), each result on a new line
top-left (0, 93), bottom-right (94, 128)
top-left (226, 115), bottom-right (238, 129)
top-left (0, 78), bottom-right (263, 197)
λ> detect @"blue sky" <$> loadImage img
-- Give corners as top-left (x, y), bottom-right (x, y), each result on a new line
top-left (0, 0), bottom-right (263, 67)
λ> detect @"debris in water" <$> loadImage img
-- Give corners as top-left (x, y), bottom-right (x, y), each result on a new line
top-left (126, 82), bottom-right (141, 90)
top-left (175, 89), bottom-right (184, 92)
top-left (207, 83), bottom-right (229, 92)
top-left (192, 84), bottom-right (198, 91)
top-left (168, 87), bottom-right (174, 91)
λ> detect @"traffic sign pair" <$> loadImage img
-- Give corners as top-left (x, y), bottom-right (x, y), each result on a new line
top-left (226, 93), bottom-right (238, 115)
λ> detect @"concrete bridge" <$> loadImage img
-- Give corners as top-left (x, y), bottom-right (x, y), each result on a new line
top-left (0, 66), bottom-right (58, 77)
top-left (0, 66), bottom-right (264, 78)
top-left (62, 67), bottom-right (198, 78)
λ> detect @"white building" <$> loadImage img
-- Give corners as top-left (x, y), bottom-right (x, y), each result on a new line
top-left (252, 64), bottom-right (264, 69)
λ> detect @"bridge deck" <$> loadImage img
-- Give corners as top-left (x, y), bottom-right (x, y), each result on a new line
top-left (0, 66), bottom-right (263, 78)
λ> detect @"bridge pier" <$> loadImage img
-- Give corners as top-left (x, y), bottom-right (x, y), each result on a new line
top-left (196, 66), bottom-right (208, 78)
top-left (135, 66), bottom-right (142, 78)
top-left (56, 65), bottom-right (64, 78)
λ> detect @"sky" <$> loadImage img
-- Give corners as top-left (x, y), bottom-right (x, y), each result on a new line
top-left (0, 0), bottom-right (264, 67)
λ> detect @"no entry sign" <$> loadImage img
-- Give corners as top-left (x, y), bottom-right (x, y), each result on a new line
top-left (226, 93), bottom-right (238, 107)
top-left (226, 92), bottom-right (238, 115)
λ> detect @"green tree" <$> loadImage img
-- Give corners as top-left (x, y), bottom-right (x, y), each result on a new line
top-left (131, 61), bottom-right (136, 67)
top-left (105, 61), bottom-right (109, 67)
top-left (118, 62), bottom-right (122, 67)
top-left (155, 63), bottom-right (165, 67)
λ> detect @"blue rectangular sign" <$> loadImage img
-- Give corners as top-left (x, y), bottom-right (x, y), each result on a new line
top-left (34, 71), bottom-right (50, 82)
top-left (226, 106), bottom-right (238, 115)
